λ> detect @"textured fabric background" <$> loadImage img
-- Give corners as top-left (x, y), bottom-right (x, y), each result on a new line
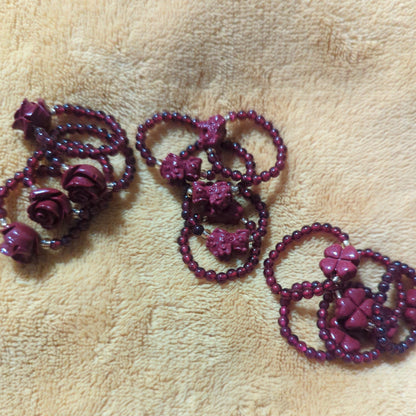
top-left (0, 1), bottom-right (415, 415)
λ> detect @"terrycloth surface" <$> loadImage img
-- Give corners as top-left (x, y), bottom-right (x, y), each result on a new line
top-left (0, 1), bottom-right (415, 415)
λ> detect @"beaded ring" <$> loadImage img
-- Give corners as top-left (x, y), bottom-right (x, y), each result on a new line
top-left (135, 110), bottom-right (287, 282)
top-left (3, 99), bottom-right (416, 367)
top-left (179, 185), bottom-right (268, 283)
top-left (135, 110), bottom-right (287, 185)
top-left (0, 99), bottom-right (135, 262)
top-left (263, 223), bottom-right (416, 363)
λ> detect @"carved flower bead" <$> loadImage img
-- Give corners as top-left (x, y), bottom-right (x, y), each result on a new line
top-left (208, 181), bottom-right (232, 209)
top-left (12, 99), bottom-right (51, 140)
top-left (160, 153), bottom-right (202, 184)
top-left (206, 228), bottom-right (232, 260)
top-left (206, 228), bottom-right (250, 260)
top-left (62, 165), bottom-right (107, 205)
top-left (191, 181), bottom-right (232, 210)
top-left (0, 222), bottom-right (40, 263)
top-left (197, 115), bottom-right (226, 149)
top-left (335, 288), bottom-right (374, 330)
top-left (206, 200), bottom-right (244, 225)
top-left (27, 188), bottom-right (72, 229)
top-left (319, 244), bottom-right (360, 280)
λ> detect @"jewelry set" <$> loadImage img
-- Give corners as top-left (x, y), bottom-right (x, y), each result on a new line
top-left (1, 99), bottom-right (415, 364)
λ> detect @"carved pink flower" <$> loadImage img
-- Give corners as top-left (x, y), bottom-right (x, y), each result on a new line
top-left (160, 153), bottom-right (202, 184)
top-left (319, 244), bottom-right (360, 280)
top-left (335, 288), bottom-right (374, 330)
top-left (0, 222), bottom-right (40, 263)
top-left (206, 228), bottom-right (250, 260)
top-left (62, 165), bottom-right (106, 205)
top-left (197, 115), bottom-right (226, 149)
top-left (329, 327), bottom-right (361, 353)
top-left (27, 188), bottom-right (72, 229)
top-left (12, 99), bottom-right (51, 140)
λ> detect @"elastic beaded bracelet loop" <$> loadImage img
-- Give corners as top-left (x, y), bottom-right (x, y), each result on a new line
top-left (211, 110), bottom-right (287, 185)
top-left (178, 185), bottom-right (268, 283)
top-left (0, 99), bottom-right (136, 263)
top-left (34, 127), bottom-right (136, 192)
top-left (263, 222), bottom-right (349, 297)
top-left (136, 111), bottom-right (198, 168)
top-left (136, 110), bottom-right (287, 186)
top-left (13, 99), bottom-right (129, 156)
top-left (0, 168), bottom-right (95, 261)
top-left (265, 223), bottom-right (416, 363)
top-left (52, 103), bottom-right (129, 154)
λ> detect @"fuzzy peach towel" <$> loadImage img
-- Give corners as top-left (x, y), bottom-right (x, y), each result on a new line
top-left (0, 1), bottom-right (415, 415)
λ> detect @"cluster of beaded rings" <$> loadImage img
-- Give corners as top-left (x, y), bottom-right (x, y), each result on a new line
top-left (0, 99), bottom-right (136, 263)
top-left (263, 222), bottom-right (416, 363)
top-left (136, 110), bottom-right (286, 282)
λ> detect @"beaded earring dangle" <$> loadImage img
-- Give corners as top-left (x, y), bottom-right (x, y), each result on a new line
top-left (135, 110), bottom-right (287, 283)
top-left (0, 99), bottom-right (136, 262)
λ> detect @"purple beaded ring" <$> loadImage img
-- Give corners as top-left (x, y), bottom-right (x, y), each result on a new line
top-left (135, 110), bottom-right (287, 282)
top-left (263, 223), bottom-right (416, 363)
top-left (0, 99), bottom-right (136, 262)
top-left (179, 184), bottom-right (268, 283)
top-left (135, 110), bottom-right (287, 186)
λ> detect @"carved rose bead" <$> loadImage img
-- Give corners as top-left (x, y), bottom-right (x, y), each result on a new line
top-left (61, 165), bottom-right (107, 205)
top-left (335, 288), bottom-right (374, 330)
top-left (197, 115), bottom-right (226, 149)
top-left (0, 222), bottom-right (40, 263)
top-left (27, 188), bottom-right (72, 229)
top-left (12, 99), bottom-right (51, 140)
top-left (319, 244), bottom-right (360, 280)
top-left (160, 153), bottom-right (202, 184)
